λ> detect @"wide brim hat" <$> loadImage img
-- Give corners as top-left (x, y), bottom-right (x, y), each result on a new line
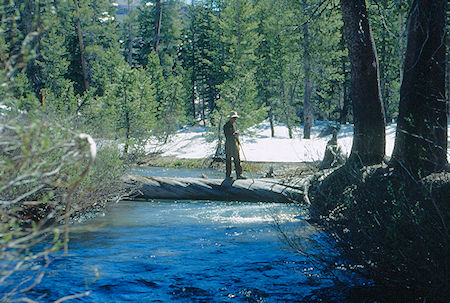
top-left (228, 111), bottom-right (239, 118)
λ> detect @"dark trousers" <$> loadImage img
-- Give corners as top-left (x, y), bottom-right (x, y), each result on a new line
top-left (225, 147), bottom-right (242, 178)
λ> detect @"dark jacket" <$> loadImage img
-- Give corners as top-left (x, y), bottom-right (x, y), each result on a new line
top-left (223, 120), bottom-right (239, 153)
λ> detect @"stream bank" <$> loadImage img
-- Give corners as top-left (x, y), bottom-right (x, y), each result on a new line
top-left (137, 155), bottom-right (320, 178)
top-left (307, 164), bottom-right (450, 302)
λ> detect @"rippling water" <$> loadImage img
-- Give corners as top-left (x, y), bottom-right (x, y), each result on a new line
top-left (22, 200), bottom-right (362, 302)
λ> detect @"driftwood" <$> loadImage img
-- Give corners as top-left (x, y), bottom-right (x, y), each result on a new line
top-left (124, 175), bottom-right (307, 203)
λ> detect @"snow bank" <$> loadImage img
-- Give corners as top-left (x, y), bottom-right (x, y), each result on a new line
top-left (146, 120), bottom-right (449, 163)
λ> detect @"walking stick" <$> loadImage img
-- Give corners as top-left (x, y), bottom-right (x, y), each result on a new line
top-left (238, 139), bottom-right (255, 183)
top-left (233, 123), bottom-right (254, 183)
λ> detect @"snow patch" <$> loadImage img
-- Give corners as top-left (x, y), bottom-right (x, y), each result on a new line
top-left (145, 120), bottom-right (449, 163)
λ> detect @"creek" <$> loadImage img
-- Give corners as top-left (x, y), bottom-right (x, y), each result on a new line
top-left (23, 168), bottom-right (366, 302)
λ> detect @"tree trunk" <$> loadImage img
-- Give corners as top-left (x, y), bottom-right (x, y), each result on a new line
top-left (339, 58), bottom-right (350, 124)
top-left (341, 0), bottom-right (386, 166)
top-left (380, 24), bottom-right (389, 123)
top-left (190, 2), bottom-right (197, 120)
top-left (154, 0), bottom-right (162, 53)
top-left (302, 0), bottom-right (313, 139)
top-left (201, 99), bottom-right (206, 126)
top-left (268, 108), bottom-right (274, 137)
top-left (126, 0), bottom-right (134, 66)
top-left (73, 0), bottom-right (89, 92)
top-left (280, 81), bottom-right (293, 139)
top-left (397, 0), bottom-right (405, 86)
top-left (391, 0), bottom-right (447, 174)
top-left (125, 111), bottom-right (130, 154)
top-left (191, 74), bottom-right (197, 121)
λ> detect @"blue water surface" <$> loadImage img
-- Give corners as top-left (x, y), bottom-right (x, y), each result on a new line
top-left (23, 200), bottom-right (361, 302)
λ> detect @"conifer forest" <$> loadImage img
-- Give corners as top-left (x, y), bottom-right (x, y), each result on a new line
top-left (0, 0), bottom-right (448, 302)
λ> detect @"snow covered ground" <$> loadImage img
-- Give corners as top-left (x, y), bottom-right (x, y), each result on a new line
top-left (145, 120), bottom-right (449, 163)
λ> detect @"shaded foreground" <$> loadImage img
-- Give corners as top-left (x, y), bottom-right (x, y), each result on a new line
top-left (308, 165), bottom-right (449, 302)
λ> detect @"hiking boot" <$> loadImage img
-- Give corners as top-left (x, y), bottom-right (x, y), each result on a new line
top-left (237, 175), bottom-right (247, 180)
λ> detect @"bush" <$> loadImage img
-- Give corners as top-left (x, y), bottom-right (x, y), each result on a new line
top-left (0, 112), bottom-right (128, 301)
top-left (308, 164), bottom-right (449, 302)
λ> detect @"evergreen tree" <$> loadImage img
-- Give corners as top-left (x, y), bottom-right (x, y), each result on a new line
top-left (37, 17), bottom-right (76, 113)
top-left (121, 0), bottom-right (140, 67)
top-left (66, 0), bottom-right (120, 95)
top-left (11, 71), bottom-right (39, 111)
top-left (254, 0), bottom-right (284, 137)
top-left (101, 60), bottom-right (157, 153)
top-left (217, 0), bottom-right (267, 130)
top-left (181, 0), bottom-right (225, 124)
top-left (135, 0), bottom-right (185, 68)
top-left (312, 3), bottom-right (346, 123)
top-left (147, 51), bottom-right (187, 142)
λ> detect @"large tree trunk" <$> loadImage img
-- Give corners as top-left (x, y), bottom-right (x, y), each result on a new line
top-left (391, 0), bottom-right (447, 174)
top-left (341, 0), bottom-right (386, 166)
top-left (73, 0), bottom-right (89, 92)
top-left (397, 0), bottom-right (405, 86)
top-left (339, 58), bottom-right (350, 124)
top-left (339, 27), bottom-right (350, 124)
top-left (380, 23), bottom-right (389, 123)
top-left (302, 0), bottom-right (313, 139)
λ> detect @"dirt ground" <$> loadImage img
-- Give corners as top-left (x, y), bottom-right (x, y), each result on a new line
top-left (139, 155), bottom-right (320, 178)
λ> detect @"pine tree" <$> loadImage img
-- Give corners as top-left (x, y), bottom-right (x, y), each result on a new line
top-left (181, 0), bottom-right (226, 124)
top-left (135, 0), bottom-right (185, 68)
top-left (217, 0), bottom-right (267, 130)
top-left (37, 17), bottom-right (76, 113)
top-left (121, 0), bottom-right (140, 67)
top-left (254, 0), bottom-right (282, 137)
top-left (101, 60), bottom-right (157, 153)
top-left (147, 51), bottom-right (187, 143)
top-left (66, 0), bottom-right (120, 95)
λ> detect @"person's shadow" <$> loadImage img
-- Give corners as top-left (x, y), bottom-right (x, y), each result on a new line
top-left (221, 178), bottom-right (235, 187)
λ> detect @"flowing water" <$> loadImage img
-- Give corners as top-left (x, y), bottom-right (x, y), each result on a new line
top-left (21, 200), bottom-right (366, 302)
top-left (7, 167), bottom-right (368, 302)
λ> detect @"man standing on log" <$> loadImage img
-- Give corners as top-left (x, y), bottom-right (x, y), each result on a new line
top-left (223, 111), bottom-right (246, 180)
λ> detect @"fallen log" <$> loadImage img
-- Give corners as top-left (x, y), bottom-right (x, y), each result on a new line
top-left (124, 175), bottom-right (305, 202)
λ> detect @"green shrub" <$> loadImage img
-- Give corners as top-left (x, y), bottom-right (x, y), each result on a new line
top-left (0, 112), bottom-right (127, 301)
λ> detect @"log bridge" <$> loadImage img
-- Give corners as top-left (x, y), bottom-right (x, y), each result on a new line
top-left (124, 175), bottom-right (306, 203)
